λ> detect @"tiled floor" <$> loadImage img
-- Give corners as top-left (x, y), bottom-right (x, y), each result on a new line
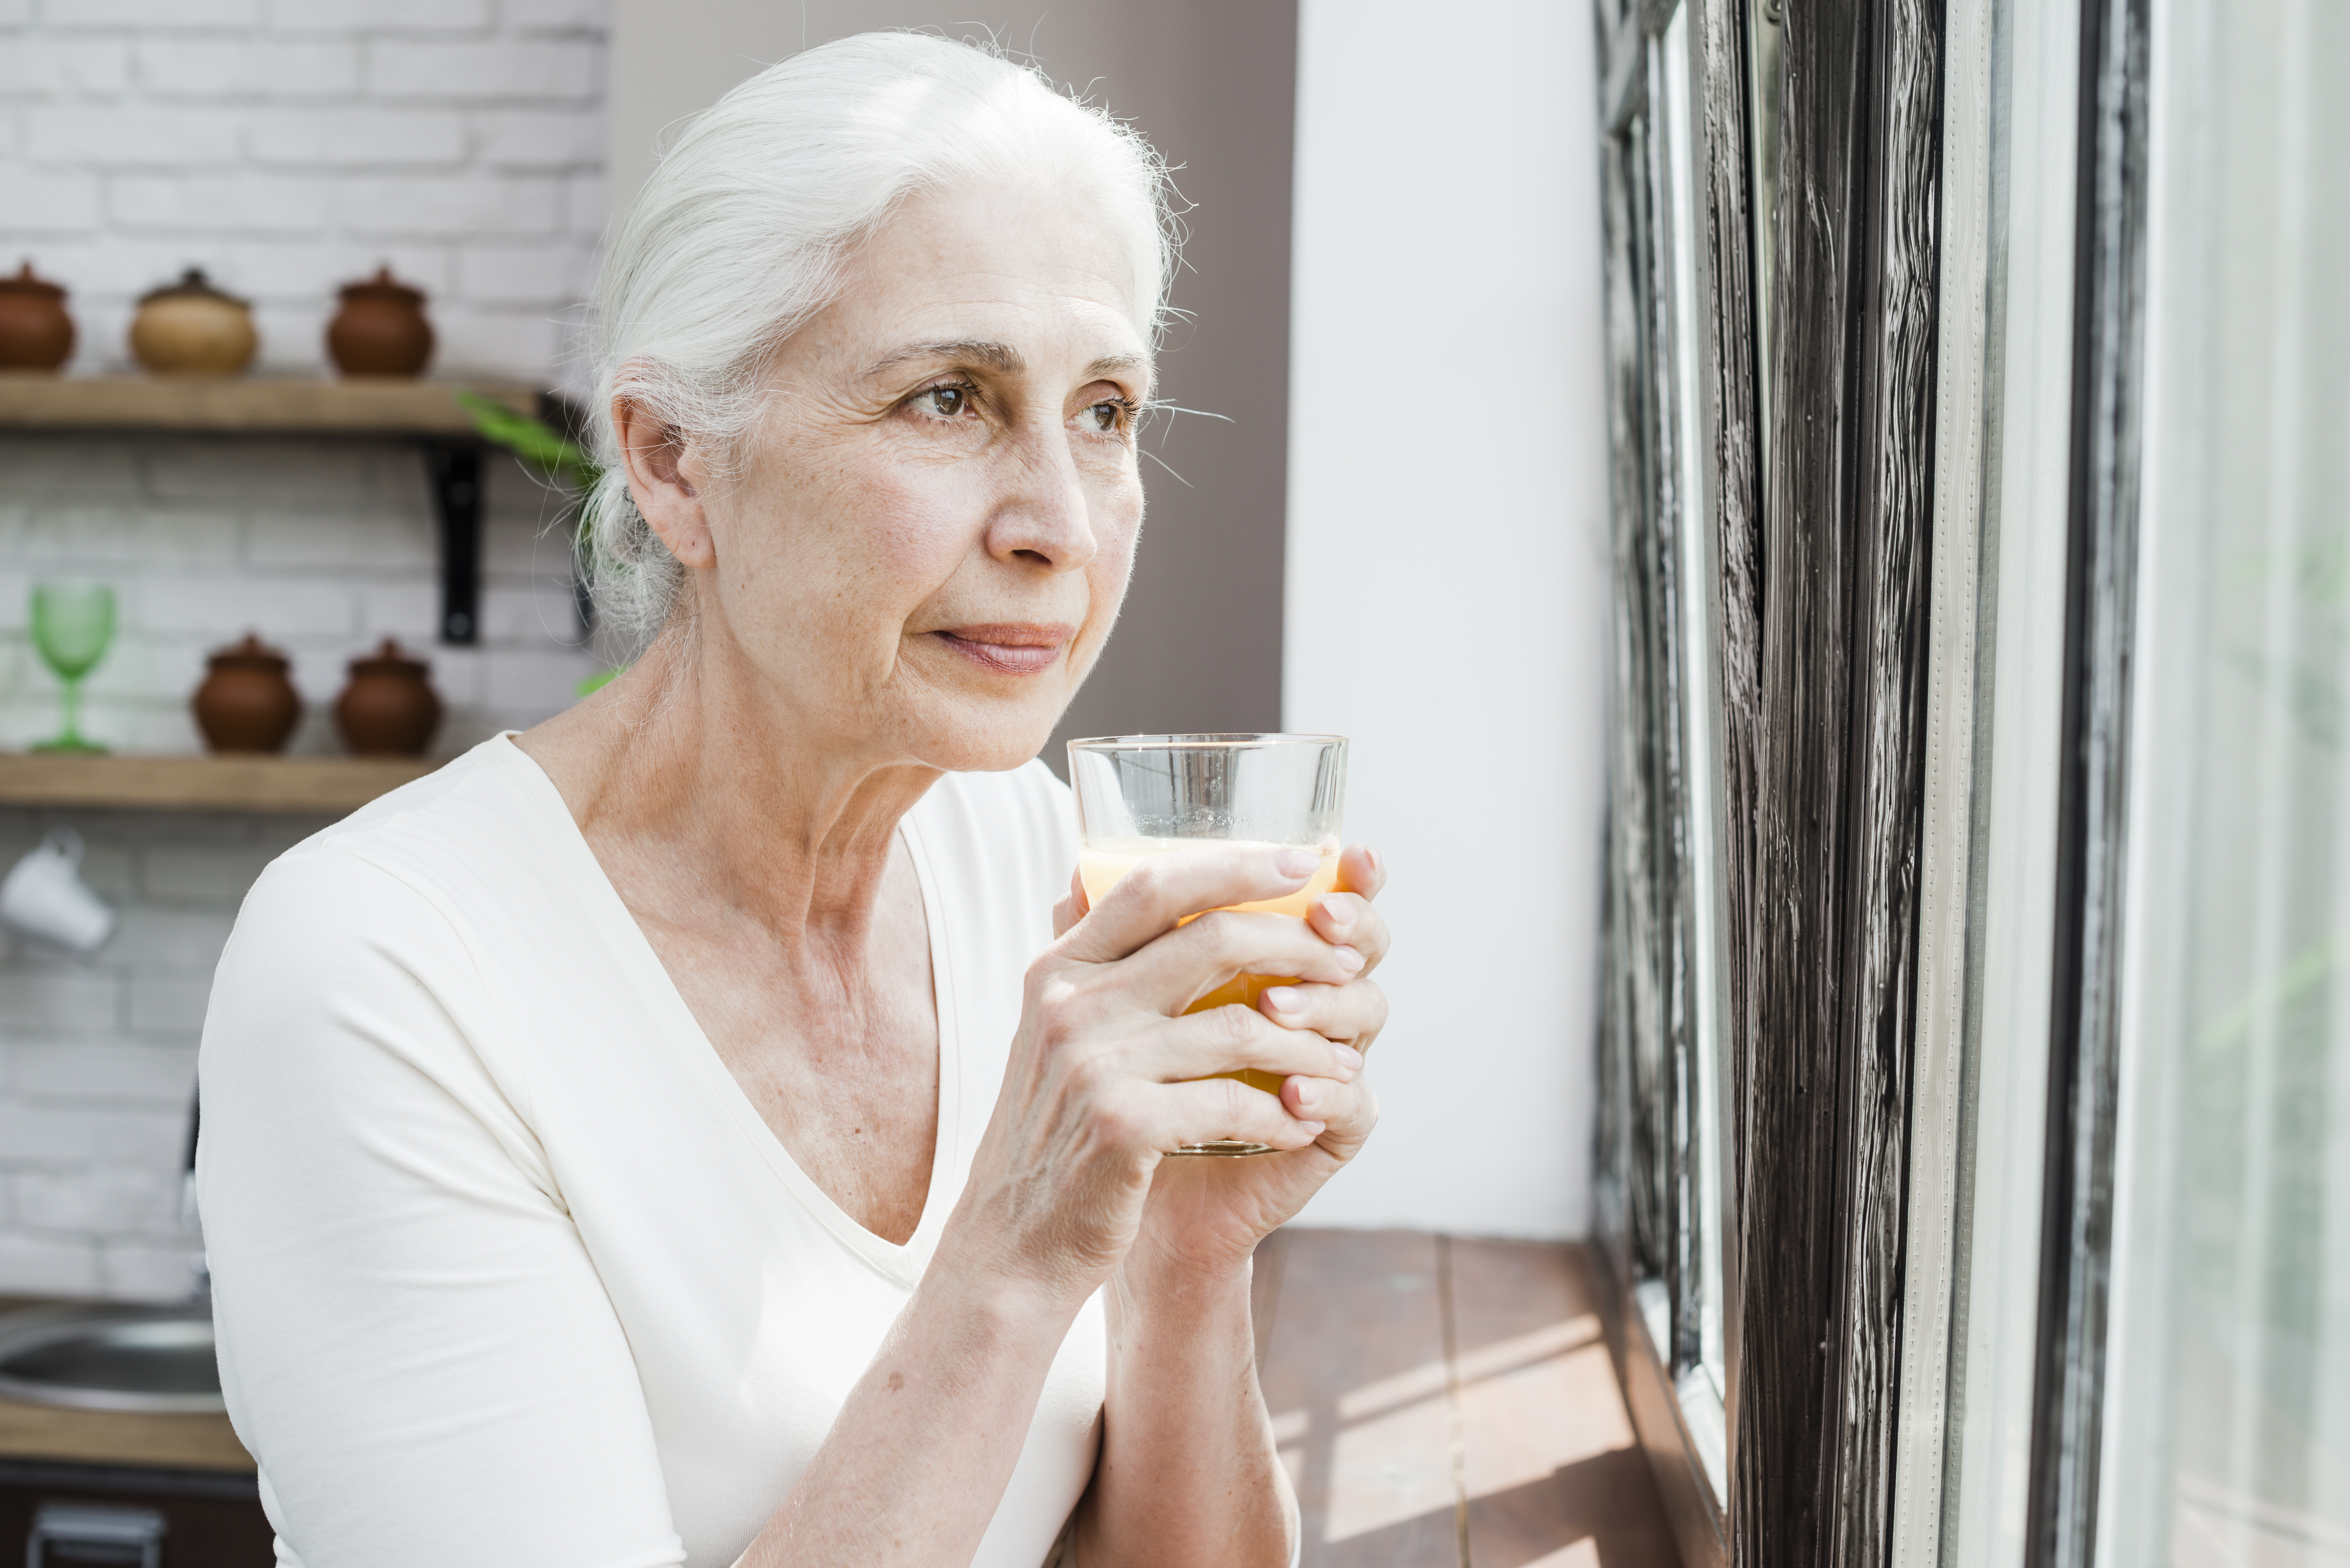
top-left (1254, 1230), bottom-right (1680, 1568)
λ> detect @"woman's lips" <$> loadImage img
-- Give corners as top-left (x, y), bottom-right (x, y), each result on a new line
top-left (931, 623), bottom-right (1075, 676)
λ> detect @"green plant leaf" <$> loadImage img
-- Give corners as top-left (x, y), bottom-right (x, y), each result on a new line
top-left (455, 391), bottom-right (602, 492)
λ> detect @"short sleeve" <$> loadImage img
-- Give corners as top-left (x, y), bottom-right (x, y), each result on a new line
top-left (197, 846), bottom-right (688, 1568)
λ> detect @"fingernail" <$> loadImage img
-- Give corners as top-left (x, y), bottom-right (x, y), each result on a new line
top-left (1276, 848), bottom-right (1320, 878)
top-left (1317, 896), bottom-right (1349, 929)
top-left (1264, 986), bottom-right (1304, 1014)
top-left (1295, 1078), bottom-right (1322, 1109)
top-left (1335, 945), bottom-right (1365, 972)
top-left (1333, 1043), bottom-right (1364, 1070)
top-left (1364, 847), bottom-right (1382, 878)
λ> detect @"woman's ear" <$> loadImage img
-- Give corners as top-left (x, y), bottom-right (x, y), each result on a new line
top-left (613, 396), bottom-right (717, 570)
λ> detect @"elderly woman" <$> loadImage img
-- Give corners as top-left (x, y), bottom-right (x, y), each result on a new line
top-left (196, 32), bottom-right (1388, 1568)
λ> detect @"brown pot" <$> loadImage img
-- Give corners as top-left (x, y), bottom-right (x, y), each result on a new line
top-left (335, 639), bottom-right (442, 757)
top-left (129, 269), bottom-right (257, 377)
top-left (326, 267), bottom-right (434, 378)
top-left (193, 634), bottom-right (301, 754)
top-left (0, 264), bottom-right (75, 373)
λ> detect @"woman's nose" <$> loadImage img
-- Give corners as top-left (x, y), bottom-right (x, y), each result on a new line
top-left (984, 426), bottom-right (1099, 573)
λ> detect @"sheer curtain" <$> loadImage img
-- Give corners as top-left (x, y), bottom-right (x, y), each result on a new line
top-left (2103, 0), bottom-right (2350, 1561)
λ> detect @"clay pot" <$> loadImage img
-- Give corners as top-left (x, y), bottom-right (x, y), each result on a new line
top-left (335, 640), bottom-right (441, 758)
top-left (0, 264), bottom-right (75, 373)
top-left (193, 635), bottom-right (301, 754)
top-left (326, 267), bottom-right (434, 379)
top-left (129, 269), bottom-right (257, 377)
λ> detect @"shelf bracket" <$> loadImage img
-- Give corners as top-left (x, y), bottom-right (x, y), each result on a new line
top-left (418, 440), bottom-right (482, 645)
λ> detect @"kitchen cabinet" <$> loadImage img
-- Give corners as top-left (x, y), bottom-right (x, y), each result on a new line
top-left (1, 1460), bottom-right (269, 1568)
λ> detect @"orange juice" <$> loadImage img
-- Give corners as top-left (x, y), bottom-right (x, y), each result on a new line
top-left (1079, 839), bottom-right (1340, 1095)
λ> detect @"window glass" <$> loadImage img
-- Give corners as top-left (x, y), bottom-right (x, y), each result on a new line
top-left (1659, 0), bottom-right (1729, 1407)
top-left (2102, 0), bottom-right (2350, 1561)
top-left (1592, 2), bottom-right (1732, 1509)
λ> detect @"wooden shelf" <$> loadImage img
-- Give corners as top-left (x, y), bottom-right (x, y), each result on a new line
top-left (0, 373), bottom-right (536, 436)
top-left (0, 754), bottom-right (437, 815)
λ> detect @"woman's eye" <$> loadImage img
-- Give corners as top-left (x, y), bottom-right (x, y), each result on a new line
top-left (914, 385), bottom-right (970, 419)
top-left (1084, 400), bottom-right (1127, 434)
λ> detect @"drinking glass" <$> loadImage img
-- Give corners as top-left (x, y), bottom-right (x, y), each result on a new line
top-left (1067, 733), bottom-right (1348, 1156)
top-left (29, 582), bottom-right (116, 755)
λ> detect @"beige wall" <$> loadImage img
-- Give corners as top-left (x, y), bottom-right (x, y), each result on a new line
top-left (605, 0), bottom-right (1296, 757)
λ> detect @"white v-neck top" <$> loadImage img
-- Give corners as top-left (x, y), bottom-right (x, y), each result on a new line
top-left (196, 736), bottom-right (1104, 1568)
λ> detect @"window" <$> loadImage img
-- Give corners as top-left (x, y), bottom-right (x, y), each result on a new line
top-left (1592, 0), bottom-right (1739, 1549)
top-left (2097, 0), bottom-right (2350, 1557)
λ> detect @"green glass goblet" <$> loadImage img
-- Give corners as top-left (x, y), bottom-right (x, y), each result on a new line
top-left (29, 581), bottom-right (117, 755)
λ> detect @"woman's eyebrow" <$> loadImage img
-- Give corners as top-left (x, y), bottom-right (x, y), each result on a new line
top-left (863, 339), bottom-right (1025, 378)
top-left (1083, 353), bottom-right (1150, 388)
top-left (859, 343), bottom-right (1150, 390)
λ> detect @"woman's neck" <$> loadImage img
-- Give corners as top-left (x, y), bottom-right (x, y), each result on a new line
top-left (515, 621), bottom-right (942, 950)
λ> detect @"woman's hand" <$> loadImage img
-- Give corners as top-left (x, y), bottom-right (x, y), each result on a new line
top-left (1058, 844), bottom-right (1387, 1282)
top-left (1099, 845), bottom-right (1388, 1281)
top-left (943, 844), bottom-right (1385, 1311)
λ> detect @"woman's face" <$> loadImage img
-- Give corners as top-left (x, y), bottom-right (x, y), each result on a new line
top-left (642, 180), bottom-right (1152, 775)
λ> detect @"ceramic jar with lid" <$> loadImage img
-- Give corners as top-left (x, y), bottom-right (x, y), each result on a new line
top-left (129, 269), bottom-right (257, 376)
top-left (326, 267), bottom-right (435, 379)
top-left (335, 640), bottom-right (442, 757)
top-left (0, 264), bottom-right (75, 373)
top-left (193, 634), bottom-right (302, 753)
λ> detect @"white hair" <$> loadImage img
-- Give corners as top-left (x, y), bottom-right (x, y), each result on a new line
top-left (582, 31), bottom-right (1175, 648)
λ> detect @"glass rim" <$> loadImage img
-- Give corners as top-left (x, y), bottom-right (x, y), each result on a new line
top-left (1065, 732), bottom-right (1345, 752)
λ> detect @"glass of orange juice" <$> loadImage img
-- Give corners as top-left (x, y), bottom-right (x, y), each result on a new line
top-left (1066, 733), bottom-right (1348, 1156)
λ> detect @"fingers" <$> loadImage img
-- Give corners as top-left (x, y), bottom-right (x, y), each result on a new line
top-left (1052, 867), bottom-right (1088, 940)
top-left (1306, 890), bottom-right (1390, 976)
top-left (1117, 907), bottom-right (1364, 1014)
top-left (1155, 1073), bottom-right (1327, 1153)
top-left (1334, 843), bottom-right (1385, 900)
top-left (1133, 1002), bottom-right (1363, 1087)
top-left (1112, 1054), bottom-right (1377, 1162)
top-left (1281, 1072), bottom-right (1377, 1159)
top-left (1058, 843), bottom-right (1325, 964)
top-left (1260, 976), bottom-right (1388, 1049)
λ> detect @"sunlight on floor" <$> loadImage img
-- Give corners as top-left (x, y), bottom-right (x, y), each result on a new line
top-left (1255, 1230), bottom-right (1679, 1568)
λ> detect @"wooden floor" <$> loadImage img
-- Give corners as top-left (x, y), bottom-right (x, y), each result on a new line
top-left (1253, 1231), bottom-right (1680, 1568)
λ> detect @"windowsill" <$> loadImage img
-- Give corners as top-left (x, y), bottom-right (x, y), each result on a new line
top-left (1632, 1278), bottom-right (1729, 1507)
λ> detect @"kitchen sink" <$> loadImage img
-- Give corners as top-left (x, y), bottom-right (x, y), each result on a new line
top-left (0, 1304), bottom-right (224, 1414)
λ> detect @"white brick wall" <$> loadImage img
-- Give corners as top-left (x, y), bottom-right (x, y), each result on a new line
top-left (0, 808), bottom-right (338, 1300)
top-left (0, 0), bottom-right (615, 1294)
top-left (0, 433), bottom-right (609, 1297)
top-left (0, 0), bottom-right (607, 381)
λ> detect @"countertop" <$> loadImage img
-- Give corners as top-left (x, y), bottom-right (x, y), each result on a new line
top-left (0, 1298), bottom-right (252, 1474)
